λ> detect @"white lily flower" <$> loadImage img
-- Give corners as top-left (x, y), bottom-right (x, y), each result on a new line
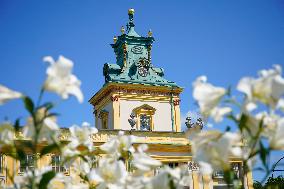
top-left (69, 122), bottom-right (98, 151)
top-left (237, 65), bottom-right (284, 109)
top-left (193, 76), bottom-right (231, 122)
top-left (62, 145), bottom-right (80, 159)
top-left (268, 118), bottom-right (284, 150)
top-left (191, 131), bottom-right (242, 174)
top-left (43, 55), bottom-right (84, 103)
top-left (88, 158), bottom-right (127, 189)
top-left (210, 106), bottom-right (232, 123)
top-left (198, 161), bottom-right (213, 175)
top-left (23, 108), bottom-right (59, 143)
top-left (276, 98), bottom-right (284, 112)
top-left (0, 84), bottom-right (23, 105)
top-left (132, 144), bottom-right (161, 173)
top-left (239, 112), bottom-right (275, 167)
top-left (52, 173), bottom-right (89, 189)
top-left (14, 166), bottom-right (53, 187)
top-left (148, 166), bottom-right (189, 189)
top-left (100, 131), bottom-right (135, 159)
top-left (243, 111), bottom-right (279, 143)
top-left (149, 170), bottom-right (170, 189)
top-left (237, 77), bottom-right (254, 101)
top-left (0, 122), bottom-right (14, 147)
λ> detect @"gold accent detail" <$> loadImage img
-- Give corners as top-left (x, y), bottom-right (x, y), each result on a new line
top-left (147, 45), bottom-right (152, 64)
top-left (148, 29), bottom-right (152, 37)
top-left (89, 82), bottom-right (183, 106)
top-left (122, 43), bottom-right (127, 71)
top-left (173, 99), bottom-right (181, 132)
top-left (173, 99), bottom-right (180, 106)
top-left (113, 36), bottom-right (117, 43)
top-left (128, 8), bottom-right (135, 15)
top-left (121, 26), bottom-right (125, 34)
top-left (112, 99), bottom-right (120, 130)
top-left (110, 95), bottom-right (119, 101)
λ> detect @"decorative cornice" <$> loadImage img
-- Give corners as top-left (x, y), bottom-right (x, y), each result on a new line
top-left (89, 83), bottom-right (183, 106)
top-left (13, 129), bottom-right (189, 146)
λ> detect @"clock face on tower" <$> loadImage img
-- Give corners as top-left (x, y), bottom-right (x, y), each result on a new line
top-left (137, 58), bottom-right (150, 77)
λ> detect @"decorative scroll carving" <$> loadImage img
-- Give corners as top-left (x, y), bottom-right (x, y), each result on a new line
top-left (185, 117), bottom-right (203, 130)
top-left (188, 161), bottom-right (199, 171)
top-left (131, 46), bottom-right (143, 54)
top-left (137, 57), bottom-right (150, 77)
top-left (110, 95), bottom-right (119, 101)
top-left (128, 113), bottom-right (137, 130)
top-left (173, 99), bottom-right (180, 106)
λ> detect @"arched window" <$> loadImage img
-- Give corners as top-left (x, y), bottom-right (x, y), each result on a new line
top-left (133, 104), bottom-right (156, 131)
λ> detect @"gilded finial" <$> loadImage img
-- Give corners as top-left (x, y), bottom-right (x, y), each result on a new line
top-left (148, 29), bottom-right (153, 37)
top-left (128, 8), bottom-right (135, 15)
top-left (121, 26), bottom-right (125, 34)
top-left (113, 36), bottom-right (117, 43)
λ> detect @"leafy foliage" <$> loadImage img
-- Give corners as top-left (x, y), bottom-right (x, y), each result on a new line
top-left (254, 176), bottom-right (284, 189)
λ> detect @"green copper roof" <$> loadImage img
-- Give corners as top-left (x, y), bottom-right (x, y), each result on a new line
top-left (103, 9), bottom-right (180, 88)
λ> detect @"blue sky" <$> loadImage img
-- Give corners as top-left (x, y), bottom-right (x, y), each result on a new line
top-left (0, 0), bottom-right (284, 182)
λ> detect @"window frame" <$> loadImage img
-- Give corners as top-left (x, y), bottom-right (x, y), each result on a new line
top-left (99, 110), bottom-right (109, 129)
top-left (19, 154), bottom-right (35, 173)
top-left (133, 104), bottom-right (156, 131)
top-left (0, 154), bottom-right (5, 175)
top-left (51, 154), bottom-right (70, 175)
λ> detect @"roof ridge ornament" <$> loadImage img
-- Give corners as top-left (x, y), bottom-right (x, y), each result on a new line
top-left (127, 8), bottom-right (135, 29)
top-left (126, 8), bottom-right (140, 37)
top-left (104, 9), bottom-right (180, 88)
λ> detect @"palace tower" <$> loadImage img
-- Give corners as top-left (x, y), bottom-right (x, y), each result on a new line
top-left (89, 9), bottom-right (182, 132)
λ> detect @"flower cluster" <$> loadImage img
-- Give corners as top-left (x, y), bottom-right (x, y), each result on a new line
top-left (191, 64), bottom-right (284, 184)
top-left (0, 55), bottom-right (284, 188)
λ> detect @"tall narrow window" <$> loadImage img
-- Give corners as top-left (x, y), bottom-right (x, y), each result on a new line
top-left (168, 162), bottom-right (179, 168)
top-left (99, 110), bottom-right (109, 129)
top-left (51, 155), bottom-right (69, 175)
top-left (140, 114), bottom-right (151, 130)
top-left (0, 154), bottom-right (5, 184)
top-left (20, 154), bottom-right (34, 173)
top-left (133, 104), bottom-right (156, 131)
top-left (0, 154), bottom-right (4, 174)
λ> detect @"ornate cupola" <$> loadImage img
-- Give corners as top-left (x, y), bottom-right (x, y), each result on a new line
top-left (89, 9), bottom-right (183, 132)
top-left (103, 9), bottom-right (178, 87)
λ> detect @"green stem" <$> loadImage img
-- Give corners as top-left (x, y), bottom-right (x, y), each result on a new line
top-left (240, 119), bottom-right (264, 188)
top-left (36, 88), bottom-right (44, 107)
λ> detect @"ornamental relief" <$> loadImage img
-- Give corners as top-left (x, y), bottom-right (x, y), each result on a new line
top-left (188, 161), bottom-right (200, 171)
top-left (173, 99), bottom-right (181, 106)
top-left (58, 130), bottom-right (71, 141)
top-left (90, 133), bottom-right (110, 142)
top-left (131, 46), bottom-right (143, 54)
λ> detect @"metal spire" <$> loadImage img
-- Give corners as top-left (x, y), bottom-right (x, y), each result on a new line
top-left (126, 8), bottom-right (140, 37)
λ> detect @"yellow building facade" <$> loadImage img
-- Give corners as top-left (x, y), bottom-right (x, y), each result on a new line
top-left (0, 9), bottom-right (253, 189)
